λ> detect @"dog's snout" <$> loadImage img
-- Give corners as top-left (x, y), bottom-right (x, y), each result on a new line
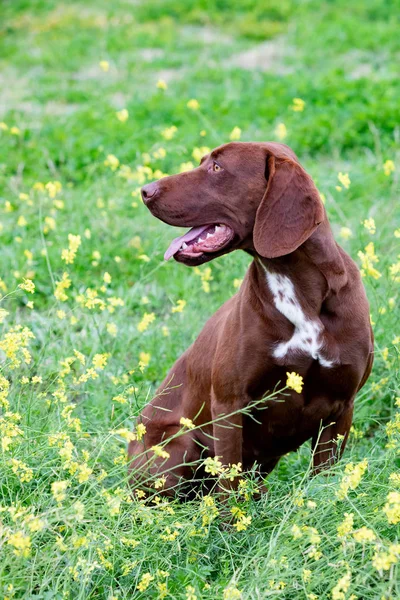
top-left (141, 182), bottom-right (159, 204)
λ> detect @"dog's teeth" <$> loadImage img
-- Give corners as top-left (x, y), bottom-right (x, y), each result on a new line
top-left (182, 242), bottom-right (188, 249)
top-left (215, 225), bottom-right (221, 232)
top-left (206, 232), bottom-right (213, 239)
top-left (198, 237), bottom-right (205, 242)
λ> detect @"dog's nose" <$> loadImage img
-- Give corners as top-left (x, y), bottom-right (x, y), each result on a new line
top-left (141, 182), bottom-right (159, 204)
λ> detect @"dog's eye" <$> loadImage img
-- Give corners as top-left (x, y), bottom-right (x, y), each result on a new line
top-left (212, 161), bottom-right (222, 172)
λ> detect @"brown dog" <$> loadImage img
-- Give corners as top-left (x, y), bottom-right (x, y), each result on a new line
top-left (128, 141), bottom-right (373, 498)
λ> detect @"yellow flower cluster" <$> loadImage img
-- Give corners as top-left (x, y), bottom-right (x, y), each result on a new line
top-left (336, 459), bottom-right (368, 499)
top-left (137, 312), bottom-right (156, 332)
top-left (0, 411), bottom-right (23, 452)
top-left (383, 491), bottom-right (400, 525)
top-left (61, 233), bottom-right (81, 264)
top-left (372, 544), bottom-right (400, 571)
top-left (229, 126), bottom-right (241, 141)
top-left (291, 97), bottom-right (306, 112)
top-left (180, 416), bottom-right (195, 429)
top-left (358, 242), bottom-right (381, 279)
top-left (7, 531), bottom-right (31, 557)
top-left (171, 299), bottom-right (186, 313)
top-left (275, 123), bottom-right (287, 140)
top-left (54, 272), bottom-right (71, 301)
top-left (0, 325), bottom-right (35, 369)
top-left (116, 108), bottom-right (128, 122)
top-left (331, 570), bottom-right (351, 600)
top-left (10, 458), bottom-right (33, 483)
top-left (230, 506), bottom-right (252, 531)
top-left (194, 266), bottom-right (213, 292)
top-left (363, 218), bottom-right (376, 234)
top-left (286, 371), bottom-right (304, 393)
top-left (192, 146), bottom-right (210, 163)
top-left (161, 125), bottom-right (177, 140)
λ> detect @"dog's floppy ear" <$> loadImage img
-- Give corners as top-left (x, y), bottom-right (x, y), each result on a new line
top-left (253, 149), bottom-right (325, 258)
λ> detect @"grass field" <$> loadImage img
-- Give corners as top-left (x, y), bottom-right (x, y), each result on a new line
top-left (1, 0), bottom-right (400, 597)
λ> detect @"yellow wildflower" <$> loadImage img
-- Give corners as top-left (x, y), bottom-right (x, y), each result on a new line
top-left (76, 463), bottom-right (92, 483)
top-left (152, 445), bottom-right (170, 459)
top-left (223, 586), bottom-right (242, 599)
top-left (338, 172), bottom-right (350, 189)
top-left (363, 218), bottom-right (376, 234)
top-left (291, 98), bottom-right (306, 111)
top-left (186, 585), bottom-right (197, 600)
top-left (229, 126), bottom-right (242, 141)
top-left (10, 458), bottom-right (33, 483)
top-left (383, 491), bottom-right (400, 525)
top-left (45, 180), bottom-right (62, 198)
top-left (303, 569), bottom-right (312, 583)
top-left (7, 532), bottom-right (31, 557)
top-left (291, 524), bottom-right (303, 539)
top-left (336, 459), bottom-right (368, 499)
top-left (172, 299), bottom-right (186, 313)
top-left (92, 353), bottom-right (108, 370)
top-left (99, 60), bottom-right (109, 71)
top-left (61, 233), bottom-right (81, 264)
top-left (179, 161), bottom-right (194, 172)
top-left (137, 312), bottom-right (155, 332)
top-left (19, 278), bottom-right (35, 293)
top-left (161, 125), bottom-right (177, 140)
top-left (54, 273), bottom-right (72, 302)
top-left (17, 215), bottom-right (27, 227)
top-left (383, 159), bottom-right (395, 176)
top-left (203, 456), bottom-right (224, 476)
top-left (157, 79), bottom-right (167, 90)
top-left (331, 571), bottom-right (351, 600)
top-left (51, 480), bottom-right (69, 503)
top-left (104, 154), bottom-right (120, 170)
top-left (116, 108), bottom-right (129, 122)
top-left (113, 428), bottom-right (136, 442)
top-left (154, 476), bottom-right (167, 489)
top-left (137, 573), bottom-right (154, 592)
top-left (153, 147), bottom-right (166, 159)
top-left (337, 512), bottom-right (354, 537)
top-left (187, 99), bottom-right (200, 111)
top-left (358, 242), bottom-right (381, 279)
top-left (286, 371), bottom-right (304, 393)
top-left (136, 423), bottom-right (146, 440)
top-left (180, 417), bottom-right (195, 429)
top-left (192, 146), bottom-right (210, 163)
top-left (106, 322), bottom-right (118, 337)
top-left (139, 351), bottom-right (151, 370)
top-left (339, 227), bottom-right (352, 240)
top-left (275, 123), bottom-right (287, 140)
top-left (352, 526), bottom-right (376, 543)
top-left (194, 265), bottom-right (213, 292)
top-left (372, 545), bottom-right (400, 571)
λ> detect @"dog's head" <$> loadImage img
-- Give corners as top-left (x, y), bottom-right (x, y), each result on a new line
top-left (141, 142), bottom-right (325, 266)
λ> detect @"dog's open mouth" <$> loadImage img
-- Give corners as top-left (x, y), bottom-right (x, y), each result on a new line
top-left (164, 224), bottom-right (234, 261)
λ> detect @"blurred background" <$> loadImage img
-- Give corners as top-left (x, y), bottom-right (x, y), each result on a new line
top-left (0, 2), bottom-right (399, 597)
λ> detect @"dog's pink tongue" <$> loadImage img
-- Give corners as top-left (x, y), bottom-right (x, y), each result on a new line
top-left (164, 225), bottom-right (209, 261)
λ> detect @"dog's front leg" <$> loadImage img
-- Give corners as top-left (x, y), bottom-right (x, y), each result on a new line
top-left (211, 389), bottom-right (243, 495)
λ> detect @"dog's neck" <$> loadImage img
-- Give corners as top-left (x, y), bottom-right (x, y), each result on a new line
top-left (251, 220), bottom-right (348, 312)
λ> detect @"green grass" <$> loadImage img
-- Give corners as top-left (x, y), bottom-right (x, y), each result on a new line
top-left (0, 0), bottom-right (399, 597)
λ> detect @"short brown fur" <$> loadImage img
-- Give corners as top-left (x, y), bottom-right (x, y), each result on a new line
top-left (129, 142), bottom-right (374, 498)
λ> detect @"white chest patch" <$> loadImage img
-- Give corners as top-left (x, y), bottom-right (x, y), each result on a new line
top-left (264, 269), bottom-right (333, 368)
